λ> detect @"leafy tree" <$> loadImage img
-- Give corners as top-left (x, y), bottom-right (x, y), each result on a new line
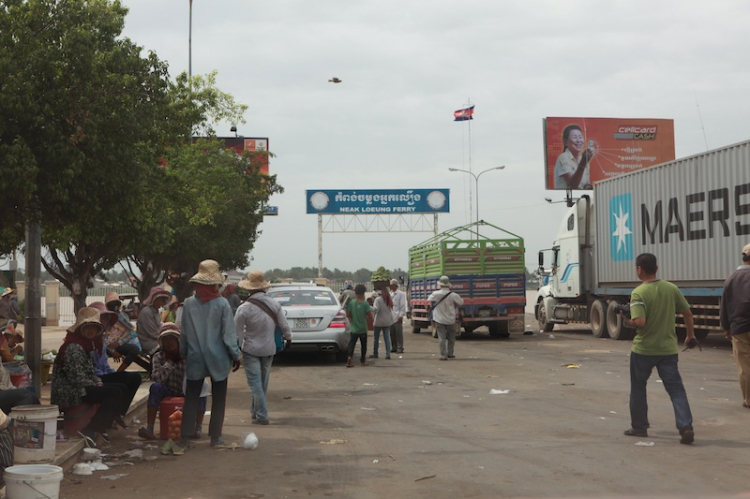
top-left (133, 139), bottom-right (280, 303)
top-left (0, 0), bottom-right (182, 310)
top-left (0, 1), bottom-right (271, 312)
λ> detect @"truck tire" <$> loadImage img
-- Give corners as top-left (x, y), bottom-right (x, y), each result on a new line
top-left (489, 322), bottom-right (510, 338)
top-left (537, 299), bottom-right (555, 332)
top-left (412, 326), bottom-right (421, 334)
top-left (606, 300), bottom-right (635, 340)
top-left (589, 300), bottom-right (608, 338)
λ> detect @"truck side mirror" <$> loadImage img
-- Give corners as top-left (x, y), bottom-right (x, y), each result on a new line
top-left (538, 251), bottom-right (544, 268)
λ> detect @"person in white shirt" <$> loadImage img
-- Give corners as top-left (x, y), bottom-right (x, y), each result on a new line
top-left (427, 276), bottom-right (464, 360)
top-left (389, 279), bottom-right (407, 354)
top-left (553, 124), bottom-right (595, 190)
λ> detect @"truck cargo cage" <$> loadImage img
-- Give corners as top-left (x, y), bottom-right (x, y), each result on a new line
top-left (407, 221), bottom-right (526, 338)
top-left (409, 221), bottom-right (525, 278)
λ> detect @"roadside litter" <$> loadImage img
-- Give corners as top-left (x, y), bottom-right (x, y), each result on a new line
top-left (634, 441), bottom-right (655, 447)
top-left (319, 439), bottom-right (347, 445)
top-left (489, 389), bottom-right (510, 395)
top-left (241, 432), bottom-right (259, 450)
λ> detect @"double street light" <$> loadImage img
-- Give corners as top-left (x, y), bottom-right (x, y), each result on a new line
top-left (449, 166), bottom-right (505, 223)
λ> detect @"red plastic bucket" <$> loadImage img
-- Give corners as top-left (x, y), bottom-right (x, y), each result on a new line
top-left (159, 397), bottom-right (184, 440)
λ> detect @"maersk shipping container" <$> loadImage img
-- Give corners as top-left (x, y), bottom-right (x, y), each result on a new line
top-left (594, 139), bottom-right (750, 292)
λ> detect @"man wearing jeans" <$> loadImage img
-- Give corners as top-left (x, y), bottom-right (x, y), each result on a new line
top-left (234, 270), bottom-right (291, 424)
top-left (622, 253), bottom-right (696, 445)
top-left (428, 276), bottom-right (464, 361)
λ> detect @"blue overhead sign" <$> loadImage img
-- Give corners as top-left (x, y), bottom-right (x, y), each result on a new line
top-left (306, 189), bottom-right (450, 214)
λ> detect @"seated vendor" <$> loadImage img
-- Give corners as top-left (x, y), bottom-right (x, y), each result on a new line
top-left (104, 292), bottom-right (150, 373)
top-left (0, 410), bottom-right (12, 490)
top-left (0, 324), bottom-right (23, 361)
top-left (89, 302), bottom-right (143, 430)
top-left (51, 307), bottom-right (128, 442)
top-left (138, 323), bottom-right (207, 440)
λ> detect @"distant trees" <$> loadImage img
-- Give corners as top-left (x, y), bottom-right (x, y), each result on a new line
top-left (264, 267), bottom-right (408, 284)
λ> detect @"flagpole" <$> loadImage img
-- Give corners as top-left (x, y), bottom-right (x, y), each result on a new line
top-left (468, 104), bottom-right (473, 224)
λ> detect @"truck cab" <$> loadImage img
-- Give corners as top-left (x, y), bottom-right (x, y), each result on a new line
top-left (535, 196), bottom-right (602, 333)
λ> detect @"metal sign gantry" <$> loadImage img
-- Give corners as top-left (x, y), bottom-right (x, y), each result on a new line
top-left (317, 213), bottom-right (439, 277)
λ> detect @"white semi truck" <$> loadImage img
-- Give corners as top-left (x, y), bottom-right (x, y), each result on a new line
top-left (535, 139), bottom-right (750, 340)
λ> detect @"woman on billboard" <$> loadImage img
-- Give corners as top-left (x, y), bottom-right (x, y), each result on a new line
top-left (554, 124), bottom-right (595, 189)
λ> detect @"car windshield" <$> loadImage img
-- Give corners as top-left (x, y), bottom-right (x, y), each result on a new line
top-left (268, 289), bottom-right (338, 307)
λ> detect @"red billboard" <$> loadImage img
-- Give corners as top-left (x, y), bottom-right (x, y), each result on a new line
top-left (218, 137), bottom-right (270, 176)
top-left (190, 137), bottom-right (271, 175)
top-left (543, 117), bottom-right (675, 190)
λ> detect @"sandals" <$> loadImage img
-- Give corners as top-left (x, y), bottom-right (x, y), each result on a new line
top-left (113, 416), bottom-right (128, 429)
top-left (138, 427), bottom-right (158, 440)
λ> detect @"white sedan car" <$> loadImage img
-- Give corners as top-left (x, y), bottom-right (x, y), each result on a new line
top-left (267, 285), bottom-right (350, 360)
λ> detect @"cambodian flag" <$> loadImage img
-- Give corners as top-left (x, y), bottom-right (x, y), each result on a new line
top-left (454, 106), bottom-right (474, 121)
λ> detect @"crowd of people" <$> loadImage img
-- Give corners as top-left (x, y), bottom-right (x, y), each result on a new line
top-left (42, 260), bottom-right (292, 453)
top-left (340, 279), bottom-right (409, 367)
top-left (0, 243), bottom-right (745, 473)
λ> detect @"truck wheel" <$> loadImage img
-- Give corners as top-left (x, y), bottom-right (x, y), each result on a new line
top-left (489, 322), bottom-right (510, 338)
top-left (589, 300), bottom-right (608, 338)
top-left (695, 330), bottom-right (709, 340)
top-left (606, 300), bottom-right (634, 340)
top-left (537, 300), bottom-right (554, 332)
top-left (412, 326), bottom-right (421, 334)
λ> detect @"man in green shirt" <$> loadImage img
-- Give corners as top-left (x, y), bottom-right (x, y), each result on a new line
top-left (622, 253), bottom-right (696, 445)
top-left (346, 284), bottom-right (372, 368)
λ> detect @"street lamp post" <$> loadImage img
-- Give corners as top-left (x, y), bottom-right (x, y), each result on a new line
top-left (449, 166), bottom-right (505, 223)
top-left (189, 0), bottom-right (193, 82)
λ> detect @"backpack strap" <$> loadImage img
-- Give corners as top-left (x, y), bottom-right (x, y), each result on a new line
top-left (247, 298), bottom-right (279, 327)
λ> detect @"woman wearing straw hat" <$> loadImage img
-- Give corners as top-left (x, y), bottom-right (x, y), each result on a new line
top-left (177, 260), bottom-right (242, 450)
top-left (235, 270), bottom-right (291, 425)
top-left (136, 286), bottom-right (173, 354)
top-left (51, 307), bottom-right (128, 442)
top-left (0, 289), bottom-right (17, 328)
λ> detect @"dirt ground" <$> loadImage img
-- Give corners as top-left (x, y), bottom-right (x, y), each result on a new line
top-left (58, 314), bottom-right (749, 499)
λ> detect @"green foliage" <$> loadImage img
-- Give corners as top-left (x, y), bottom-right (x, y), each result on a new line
top-left (132, 138), bottom-right (281, 301)
top-left (0, 0), bottom-right (276, 311)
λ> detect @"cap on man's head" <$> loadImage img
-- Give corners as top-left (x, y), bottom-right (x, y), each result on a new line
top-left (743, 243), bottom-right (750, 256)
top-left (389, 279), bottom-right (399, 286)
top-left (438, 276), bottom-right (451, 287)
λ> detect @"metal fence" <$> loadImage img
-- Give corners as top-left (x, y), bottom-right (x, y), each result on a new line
top-left (58, 285), bottom-right (137, 325)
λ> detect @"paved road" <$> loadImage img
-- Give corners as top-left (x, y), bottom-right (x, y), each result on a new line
top-left (59, 314), bottom-right (744, 499)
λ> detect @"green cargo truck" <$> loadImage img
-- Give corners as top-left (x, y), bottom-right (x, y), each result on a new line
top-left (408, 221), bottom-right (526, 337)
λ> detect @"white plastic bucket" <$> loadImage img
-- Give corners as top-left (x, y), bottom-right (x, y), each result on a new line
top-left (10, 405), bottom-right (60, 464)
top-left (4, 464), bottom-right (63, 499)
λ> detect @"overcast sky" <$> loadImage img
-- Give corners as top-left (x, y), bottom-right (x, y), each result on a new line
top-left (120, 0), bottom-right (750, 275)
